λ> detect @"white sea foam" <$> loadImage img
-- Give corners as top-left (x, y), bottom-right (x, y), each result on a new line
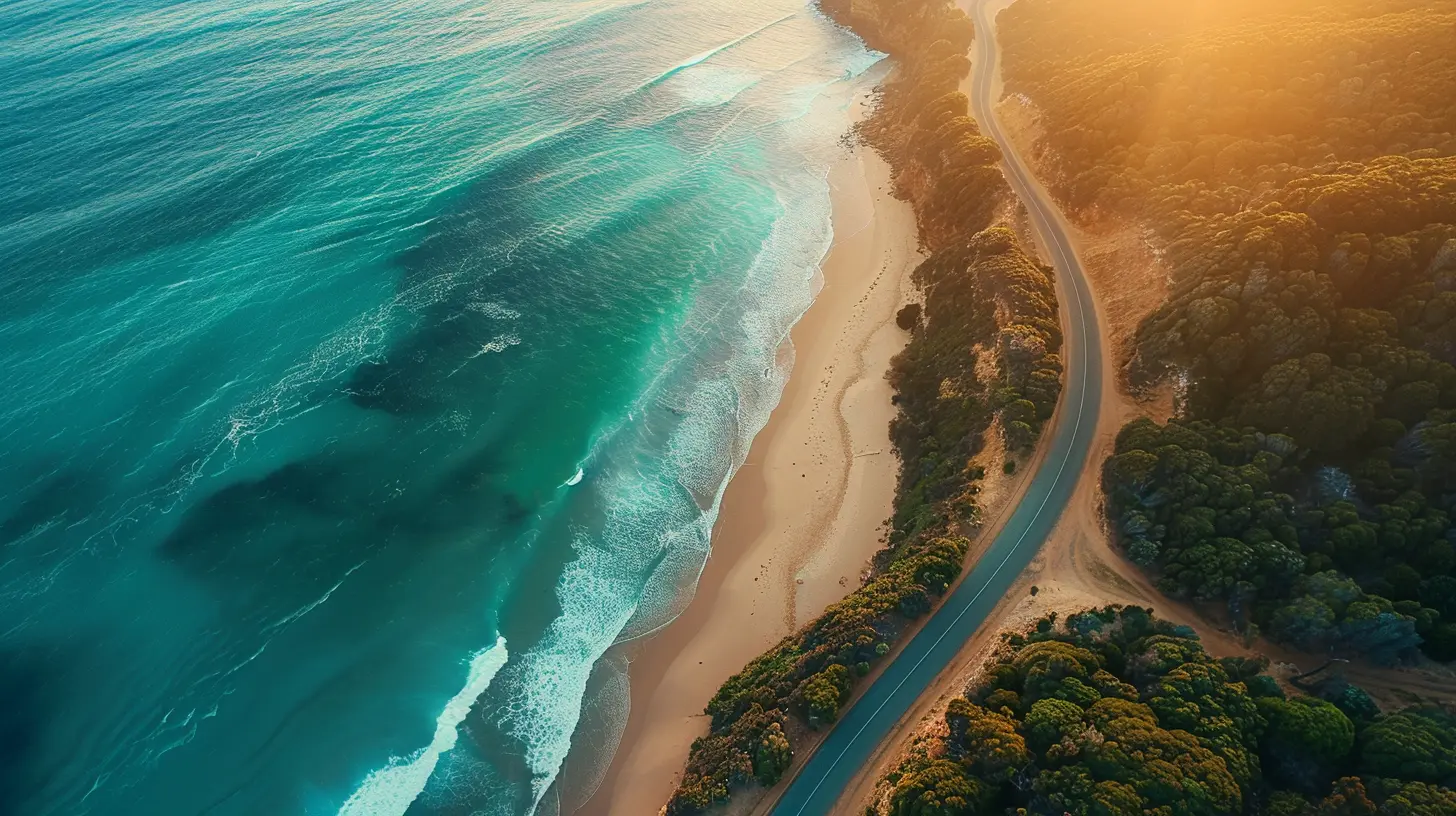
top-left (336, 636), bottom-right (509, 816)
top-left (674, 66), bottom-right (766, 108)
top-left (617, 168), bottom-right (837, 646)
top-left (636, 14), bottom-right (797, 93)
top-left (484, 118), bottom-right (847, 816)
top-left (511, 542), bottom-right (646, 811)
top-left (467, 300), bottom-right (522, 320)
top-left (340, 11), bottom-right (883, 815)
top-left (553, 650), bottom-right (632, 811)
top-left (474, 334), bottom-right (522, 356)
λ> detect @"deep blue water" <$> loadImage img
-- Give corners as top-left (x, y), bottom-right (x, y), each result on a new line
top-left (0, 1), bottom-right (879, 813)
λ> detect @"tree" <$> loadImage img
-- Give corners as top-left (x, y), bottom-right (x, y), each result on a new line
top-left (1237, 355), bottom-right (1383, 453)
top-left (1264, 790), bottom-right (1315, 816)
top-left (877, 607), bottom-right (1455, 816)
top-left (1270, 596), bottom-right (1338, 650)
top-left (1033, 765), bottom-right (1142, 816)
top-left (1315, 777), bottom-right (1376, 816)
top-left (752, 722), bottom-right (791, 785)
top-left (1358, 709), bottom-right (1456, 786)
top-left (1014, 640), bottom-right (1102, 700)
top-left (1024, 698), bottom-right (1087, 755)
top-left (1420, 575), bottom-right (1456, 620)
top-left (801, 664), bottom-right (851, 728)
top-left (1374, 780), bottom-right (1456, 816)
top-left (1089, 714), bottom-right (1243, 814)
top-left (947, 701), bottom-right (1030, 781)
top-left (1259, 696), bottom-right (1355, 790)
top-left (1086, 697), bottom-right (1157, 731)
top-left (890, 760), bottom-right (984, 816)
top-left (1337, 602), bottom-right (1423, 666)
top-left (997, 0), bottom-right (1456, 666)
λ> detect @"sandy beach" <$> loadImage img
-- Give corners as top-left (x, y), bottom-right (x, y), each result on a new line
top-left (575, 124), bottom-right (922, 815)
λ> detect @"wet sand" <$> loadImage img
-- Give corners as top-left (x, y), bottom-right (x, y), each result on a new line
top-left (576, 128), bottom-right (922, 815)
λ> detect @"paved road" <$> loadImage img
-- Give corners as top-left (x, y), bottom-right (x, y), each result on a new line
top-left (769, 2), bottom-right (1104, 813)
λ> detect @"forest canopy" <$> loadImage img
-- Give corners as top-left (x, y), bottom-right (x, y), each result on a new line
top-left (1000, 0), bottom-right (1456, 662)
top-left (871, 607), bottom-right (1456, 816)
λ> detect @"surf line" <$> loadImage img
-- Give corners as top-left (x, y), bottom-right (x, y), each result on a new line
top-left (336, 637), bottom-right (510, 816)
top-left (633, 13), bottom-right (797, 93)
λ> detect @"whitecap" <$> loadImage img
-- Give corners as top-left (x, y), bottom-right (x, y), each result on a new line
top-left (673, 66), bottom-right (765, 108)
top-left (336, 637), bottom-right (510, 816)
top-left (633, 13), bottom-right (796, 93)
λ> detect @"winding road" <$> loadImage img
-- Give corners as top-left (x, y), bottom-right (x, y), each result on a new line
top-left (768, 2), bottom-right (1104, 812)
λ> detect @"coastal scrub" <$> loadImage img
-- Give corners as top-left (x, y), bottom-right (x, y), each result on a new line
top-left (869, 606), bottom-right (1456, 815)
top-left (663, 0), bottom-right (1066, 810)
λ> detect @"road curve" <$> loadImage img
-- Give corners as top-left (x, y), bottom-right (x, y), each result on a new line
top-left (769, 3), bottom-right (1104, 813)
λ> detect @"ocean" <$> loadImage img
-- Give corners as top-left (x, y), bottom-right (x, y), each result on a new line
top-left (0, 0), bottom-right (881, 813)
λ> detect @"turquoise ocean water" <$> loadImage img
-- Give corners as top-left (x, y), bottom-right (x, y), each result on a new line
top-left (0, 1), bottom-right (881, 813)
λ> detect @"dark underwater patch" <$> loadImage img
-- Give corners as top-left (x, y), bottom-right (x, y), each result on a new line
top-left (0, 151), bottom-right (298, 315)
top-left (343, 123), bottom-right (576, 418)
top-left (0, 468), bottom-right (101, 547)
top-left (158, 434), bottom-right (534, 583)
top-left (157, 453), bottom-right (361, 574)
top-left (0, 646), bottom-right (62, 816)
top-left (346, 305), bottom-right (509, 416)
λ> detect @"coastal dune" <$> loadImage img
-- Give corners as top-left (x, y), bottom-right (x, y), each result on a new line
top-left (577, 119), bottom-right (922, 815)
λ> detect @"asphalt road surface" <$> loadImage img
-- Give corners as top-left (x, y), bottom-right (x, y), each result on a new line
top-left (770, 2), bottom-right (1105, 812)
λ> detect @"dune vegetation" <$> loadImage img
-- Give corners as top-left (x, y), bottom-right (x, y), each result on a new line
top-left (666, 226), bottom-right (1058, 813)
top-left (662, 1), bottom-right (1062, 811)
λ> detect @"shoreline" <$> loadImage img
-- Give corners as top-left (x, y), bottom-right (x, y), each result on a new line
top-left (575, 120), bottom-right (923, 815)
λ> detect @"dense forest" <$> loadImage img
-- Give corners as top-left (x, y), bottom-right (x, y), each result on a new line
top-left (662, 2), bottom-right (1052, 805)
top-left (999, 0), bottom-right (1456, 661)
top-left (873, 607), bottom-right (1456, 816)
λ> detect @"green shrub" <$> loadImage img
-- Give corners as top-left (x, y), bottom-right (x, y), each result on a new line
top-left (889, 760), bottom-right (984, 816)
top-left (877, 606), bottom-right (1456, 816)
top-left (665, 1), bottom-right (1066, 809)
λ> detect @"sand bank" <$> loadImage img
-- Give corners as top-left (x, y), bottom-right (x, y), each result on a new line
top-left (575, 131), bottom-right (922, 815)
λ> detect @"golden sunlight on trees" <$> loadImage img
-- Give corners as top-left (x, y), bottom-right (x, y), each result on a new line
top-left (1001, 0), bottom-right (1456, 664)
top-left (873, 607), bottom-right (1456, 816)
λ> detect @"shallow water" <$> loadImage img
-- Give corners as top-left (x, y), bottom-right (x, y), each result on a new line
top-left (0, 0), bottom-right (879, 813)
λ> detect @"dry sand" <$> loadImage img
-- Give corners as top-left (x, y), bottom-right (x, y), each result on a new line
top-left (575, 115), bottom-right (923, 816)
